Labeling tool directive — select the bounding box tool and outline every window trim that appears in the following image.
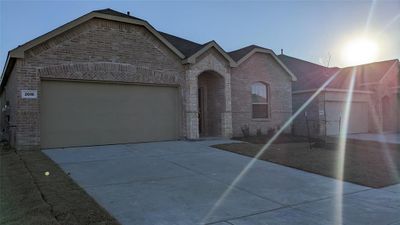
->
[251,81,270,119]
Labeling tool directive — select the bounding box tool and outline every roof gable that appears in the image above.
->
[183,41,237,67]
[9,9,185,59]
[231,45,297,81]
[228,45,269,61]
[92,8,146,21]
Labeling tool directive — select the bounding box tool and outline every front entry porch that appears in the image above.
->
[185,69,233,140]
[197,71,226,137]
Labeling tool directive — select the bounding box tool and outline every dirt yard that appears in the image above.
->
[0,145,120,225]
[214,137,400,188]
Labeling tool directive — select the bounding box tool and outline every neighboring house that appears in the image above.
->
[0,9,296,150]
[278,54,399,137]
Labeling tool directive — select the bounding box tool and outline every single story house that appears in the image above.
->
[0,9,296,150]
[278,54,399,137]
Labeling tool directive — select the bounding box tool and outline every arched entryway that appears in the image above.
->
[197,71,226,137]
[382,96,392,132]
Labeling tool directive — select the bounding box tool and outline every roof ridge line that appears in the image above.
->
[278,54,336,69]
[342,58,399,69]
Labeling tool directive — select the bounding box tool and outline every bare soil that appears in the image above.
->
[213,137,400,188]
[0,145,120,225]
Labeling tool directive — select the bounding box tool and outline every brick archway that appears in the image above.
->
[197,70,226,137]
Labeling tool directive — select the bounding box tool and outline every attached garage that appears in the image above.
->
[325,101,369,136]
[40,80,181,148]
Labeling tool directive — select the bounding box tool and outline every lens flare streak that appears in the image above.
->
[201,70,342,224]
[334,68,356,225]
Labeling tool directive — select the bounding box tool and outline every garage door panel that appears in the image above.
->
[326,101,368,136]
[40,81,180,148]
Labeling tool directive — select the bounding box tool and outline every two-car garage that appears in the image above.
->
[40,80,181,148]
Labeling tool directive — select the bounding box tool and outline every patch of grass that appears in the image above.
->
[213,141,400,188]
[0,145,120,225]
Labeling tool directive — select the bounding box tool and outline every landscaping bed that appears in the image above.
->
[233,133,309,144]
[0,145,120,225]
[213,137,400,188]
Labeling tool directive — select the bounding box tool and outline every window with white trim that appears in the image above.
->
[251,82,269,119]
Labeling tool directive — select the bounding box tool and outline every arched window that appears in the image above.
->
[251,82,270,119]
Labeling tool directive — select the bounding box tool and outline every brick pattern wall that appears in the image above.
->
[8,18,186,150]
[185,48,232,139]
[231,53,293,137]
[198,72,225,136]
[2,17,303,149]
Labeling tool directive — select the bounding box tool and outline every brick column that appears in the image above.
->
[185,70,199,139]
[222,72,233,138]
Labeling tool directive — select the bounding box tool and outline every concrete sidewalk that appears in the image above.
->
[44,140,400,225]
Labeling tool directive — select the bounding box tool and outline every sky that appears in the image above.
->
[1,0,399,70]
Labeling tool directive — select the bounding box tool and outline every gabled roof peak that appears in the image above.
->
[93,8,145,22]
[228,44,273,61]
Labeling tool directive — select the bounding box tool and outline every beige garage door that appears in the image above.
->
[40,80,181,148]
[326,101,368,136]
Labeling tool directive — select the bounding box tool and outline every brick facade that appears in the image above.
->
[0,13,294,150]
[3,18,186,150]
[231,53,293,137]
[184,48,233,139]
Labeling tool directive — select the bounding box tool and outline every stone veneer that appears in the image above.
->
[184,48,233,139]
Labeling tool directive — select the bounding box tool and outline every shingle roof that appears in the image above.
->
[328,59,399,89]
[228,45,273,61]
[278,54,399,91]
[158,32,205,58]
[278,54,340,91]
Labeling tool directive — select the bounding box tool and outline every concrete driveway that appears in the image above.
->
[44,140,400,225]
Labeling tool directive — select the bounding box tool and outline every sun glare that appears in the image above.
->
[341,37,379,66]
